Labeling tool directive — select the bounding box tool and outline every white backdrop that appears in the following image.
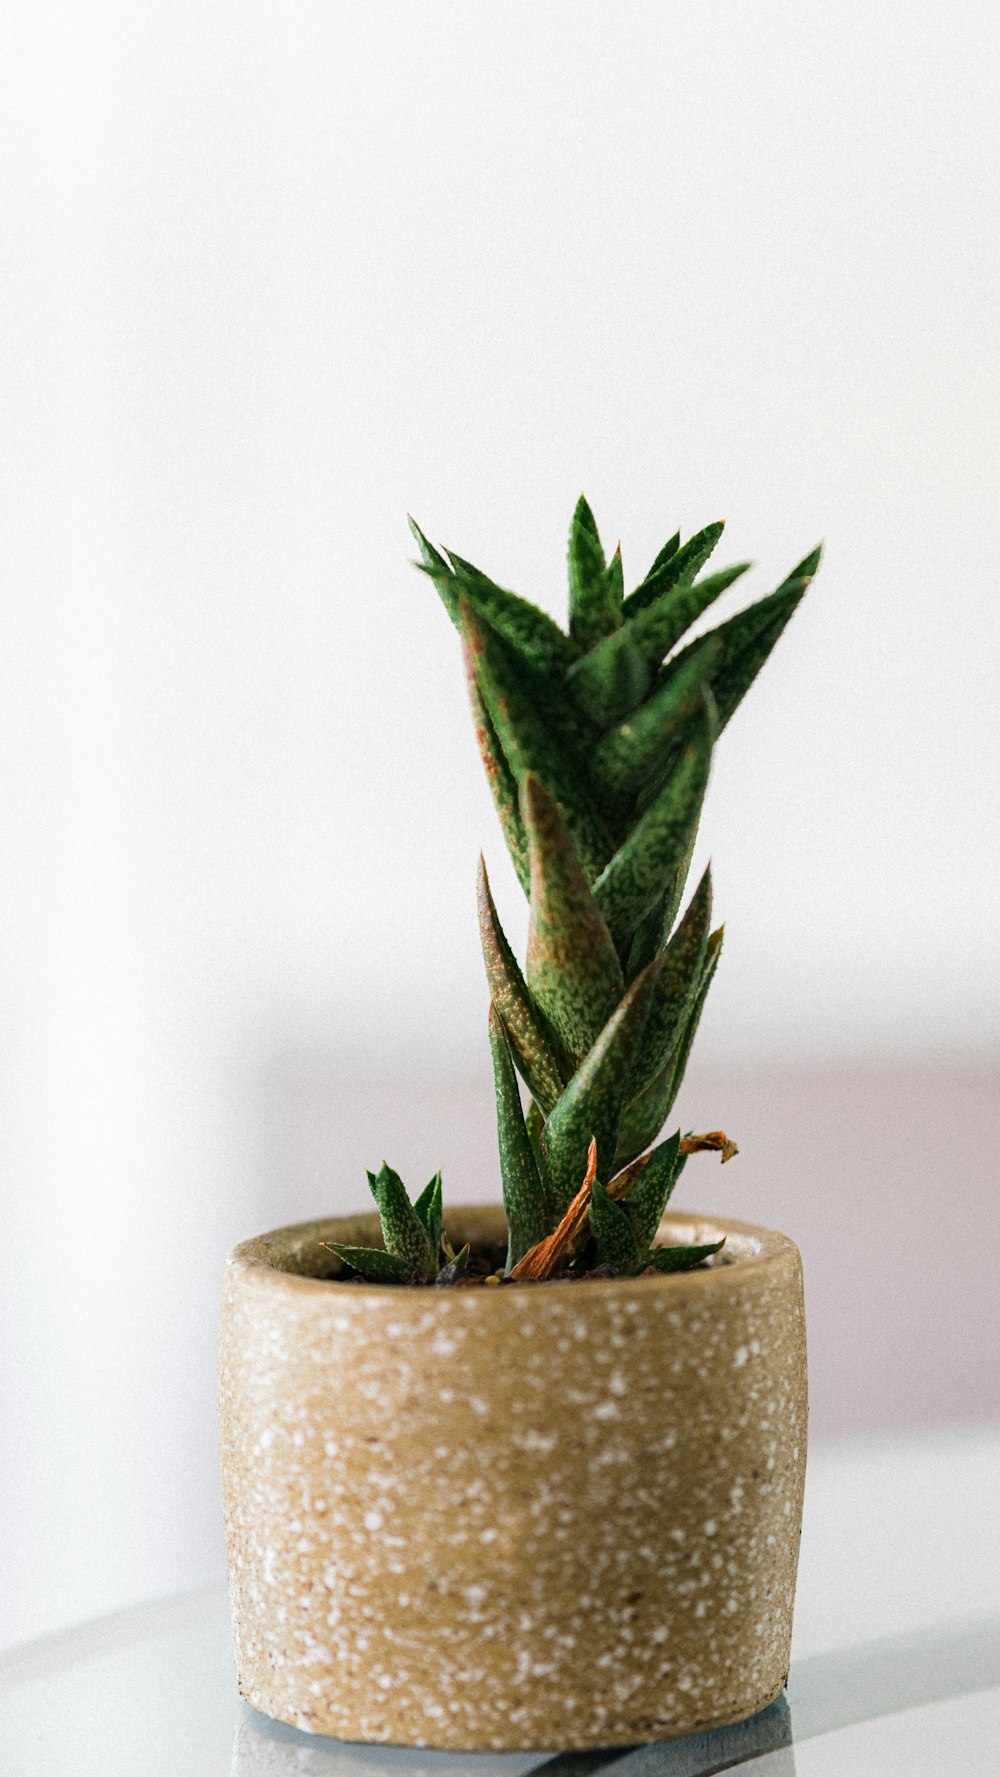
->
[1,1,998,1650]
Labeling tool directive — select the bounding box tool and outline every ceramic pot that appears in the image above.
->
[219,1206,807,1751]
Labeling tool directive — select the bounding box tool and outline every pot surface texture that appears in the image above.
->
[219,1206,807,1750]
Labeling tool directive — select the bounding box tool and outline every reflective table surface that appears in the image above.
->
[3,1427,999,1775]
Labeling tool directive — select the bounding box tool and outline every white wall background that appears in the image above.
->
[1,1,998,1650]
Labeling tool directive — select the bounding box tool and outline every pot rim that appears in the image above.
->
[225,1206,799,1304]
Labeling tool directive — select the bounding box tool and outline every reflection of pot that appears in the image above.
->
[219,1207,807,1752]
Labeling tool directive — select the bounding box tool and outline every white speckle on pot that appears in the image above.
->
[363,1509,383,1532]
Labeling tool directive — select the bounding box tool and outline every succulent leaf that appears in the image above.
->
[540,953,665,1207]
[658,547,820,733]
[662,925,725,1112]
[488,1003,555,1269]
[623,522,725,618]
[625,562,751,672]
[322,1242,415,1285]
[613,1061,680,1170]
[641,530,681,582]
[523,775,625,1070]
[648,1239,725,1272]
[465,671,531,895]
[625,1131,685,1251]
[589,1176,644,1275]
[367,1163,438,1279]
[568,495,621,649]
[593,690,716,949]
[460,601,615,881]
[591,640,721,809]
[478,856,565,1112]
[628,867,712,1098]
[412,1172,443,1259]
[565,628,653,732]
[607,543,624,611]
[412,517,579,680]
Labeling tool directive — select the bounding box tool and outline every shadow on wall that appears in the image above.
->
[265,1054,1000,1440]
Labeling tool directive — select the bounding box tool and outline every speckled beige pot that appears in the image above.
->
[219,1206,807,1752]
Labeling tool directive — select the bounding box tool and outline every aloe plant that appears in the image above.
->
[326,501,819,1284]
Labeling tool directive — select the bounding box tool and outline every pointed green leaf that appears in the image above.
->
[568,496,620,649]
[641,530,680,582]
[526,1099,545,1174]
[461,601,615,881]
[589,1177,644,1275]
[607,543,624,612]
[625,562,751,672]
[648,1239,725,1273]
[465,674,530,895]
[488,1004,555,1269]
[613,1061,678,1170]
[408,514,451,576]
[625,1132,684,1251]
[477,856,566,1114]
[623,522,725,618]
[616,928,723,1168]
[663,926,724,1111]
[412,518,578,680]
[367,1164,437,1278]
[322,1242,414,1285]
[625,826,700,982]
[412,1172,443,1259]
[523,775,625,1070]
[591,639,721,808]
[540,953,665,1208]
[627,867,712,1098]
[565,627,652,731]
[657,545,820,734]
[593,690,716,949]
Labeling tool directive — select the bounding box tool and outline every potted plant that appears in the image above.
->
[219,501,818,1752]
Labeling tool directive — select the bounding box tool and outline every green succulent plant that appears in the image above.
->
[326,501,819,1285]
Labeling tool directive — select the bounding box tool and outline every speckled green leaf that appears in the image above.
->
[323,1242,414,1284]
[593,690,716,949]
[540,953,665,1207]
[589,1177,644,1275]
[523,775,624,1071]
[663,925,724,1111]
[465,669,530,895]
[625,561,751,671]
[411,517,578,680]
[461,601,614,881]
[489,1003,554,1269]
[628,867,712,1098]
[568,496,620,649]
[626,1131,684,1251]
[613,1061,678,1170]
[648,1239,725,1273]
[623,522,725,619]
[477,855,566,1114]
[526,1099,545,1174]
[565,627,652,731]
[591,641,720,809]
[658,546,820,733]
[412,1172,443,1260]
[367,1164,437,1278]
[625,825,700,983]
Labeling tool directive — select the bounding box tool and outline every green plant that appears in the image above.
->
[324,502,819,1285]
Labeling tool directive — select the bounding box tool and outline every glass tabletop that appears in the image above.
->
[4,1428,999,1775]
